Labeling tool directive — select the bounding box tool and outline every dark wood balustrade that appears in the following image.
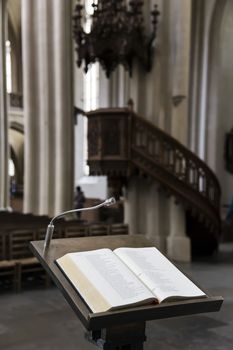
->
[86,108,221,250]
[131,115,221,233]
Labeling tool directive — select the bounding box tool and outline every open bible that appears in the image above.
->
[56,247,206,313]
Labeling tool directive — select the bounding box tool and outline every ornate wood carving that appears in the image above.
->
[85,108,221,237]
[73,1,159,77]
[86,109,130,177]
[88,118,99,157]
[102,118,121,156]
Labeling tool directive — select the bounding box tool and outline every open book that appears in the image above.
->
[56,247,206,313]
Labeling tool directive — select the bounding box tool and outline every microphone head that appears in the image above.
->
[104,197,116,207]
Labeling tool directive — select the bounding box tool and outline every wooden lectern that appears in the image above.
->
[30,235,223,350]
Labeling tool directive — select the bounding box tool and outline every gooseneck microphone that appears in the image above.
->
[44,197,116,251]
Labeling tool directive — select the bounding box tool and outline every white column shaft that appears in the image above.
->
[22,0,73,216]
[53,0,74,214]
[167,199,191,262]
[22,0,40,213]
[0,0,9,208]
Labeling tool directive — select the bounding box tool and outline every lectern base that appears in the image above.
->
[86,322,146,350]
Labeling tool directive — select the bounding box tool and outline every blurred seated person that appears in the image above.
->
[74,186,86,219]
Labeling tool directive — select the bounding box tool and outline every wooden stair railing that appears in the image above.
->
[86,108,221,243]
[131,115,221,234]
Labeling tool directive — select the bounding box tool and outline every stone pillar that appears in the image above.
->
[166,0,192,262]
[167,199,191,262]
[124,178,140,235]
[99,69,110,108]
[144,184,161,247]
[53,0,74,214]
[99,65,130,108]
[156,192,170,253]
[169,0,192,146]
[22,0,74,216]
[0,0,9,209]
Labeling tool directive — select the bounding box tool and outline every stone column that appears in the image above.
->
[22,0,41,214]
[53,0,74,214]
[169,0,192,146]
[166,0,192,262]
[0,0,9,209]
[99,69,110,108]
[22,0,74,216]
[125,0,172,250]
[124,178,140,235]
[144,183,160,247]
[99,65,130,108]
[167,199,191,262]
[155,192,170,253]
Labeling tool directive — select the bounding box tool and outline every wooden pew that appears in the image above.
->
[89,224,110,236]
[109,223,129,235]
[64,226,89,238]
[8,229,44,291]
[0,233,18,290]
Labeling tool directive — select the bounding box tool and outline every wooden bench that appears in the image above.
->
[64,226,89,238]
[0,233,18,290]
[37,228,63,240]
[109,223,129,235]
[8,229,45,291]
[0,222,129,291]
[89,224,110,236]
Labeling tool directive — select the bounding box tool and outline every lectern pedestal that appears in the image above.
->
[86,322,146,349]
[30,235,223,350]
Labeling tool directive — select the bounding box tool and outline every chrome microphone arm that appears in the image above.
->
[43,197,116,251]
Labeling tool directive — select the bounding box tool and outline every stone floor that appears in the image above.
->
[0,243,233,350]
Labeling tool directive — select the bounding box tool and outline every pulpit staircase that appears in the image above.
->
[85,108,221,255]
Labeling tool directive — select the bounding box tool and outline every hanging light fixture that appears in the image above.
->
[73,0,159,78]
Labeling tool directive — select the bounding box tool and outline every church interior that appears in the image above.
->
[0,0,233,349]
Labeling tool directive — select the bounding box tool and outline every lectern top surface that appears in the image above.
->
[30,235,223,330]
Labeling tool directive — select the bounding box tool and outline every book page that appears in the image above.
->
[57,248,155,313]
[114,247,206,303]
[57,253,112,313]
